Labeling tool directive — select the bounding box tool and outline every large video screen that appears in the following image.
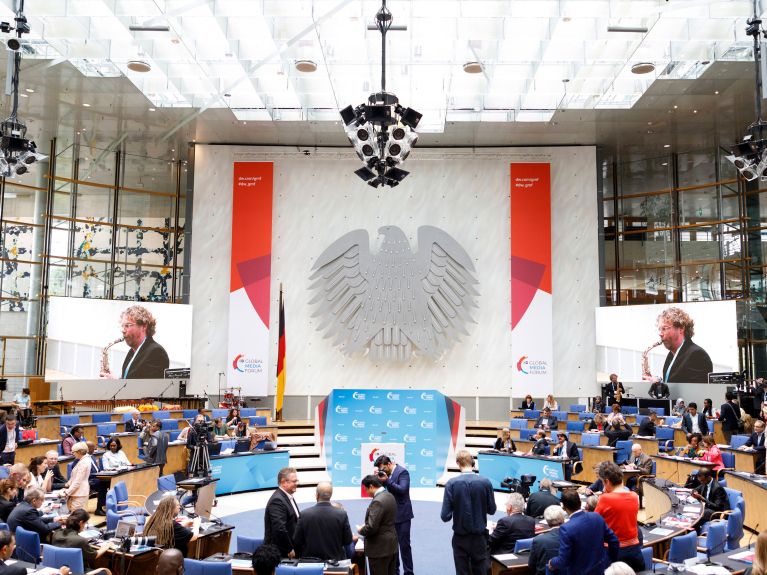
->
[46,297,192,380]
[595,301,738,385]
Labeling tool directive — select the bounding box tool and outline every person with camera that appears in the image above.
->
[186,414,213,477]
[374,455,414,575]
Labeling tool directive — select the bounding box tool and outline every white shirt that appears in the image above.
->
[3,427,16,453]
[102,449,132,470]
[664,340,685,381]
[690,414,700,434]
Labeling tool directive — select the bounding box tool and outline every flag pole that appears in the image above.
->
[275,283,286,422]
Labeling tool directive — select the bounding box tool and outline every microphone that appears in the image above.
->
[749,523,761,548]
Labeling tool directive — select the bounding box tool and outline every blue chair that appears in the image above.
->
[566,421,585,432]
[161,418,179,431]
[42,544,84,574]
[275,566,323,575]
[520,429,537,441]
[97,423,117,436]
[106,496,144,530]
[569,404,587,412]
[656,531,697,567]
[0,467,9,480]
[240,408,258,418]
[641,546,653,571]
[236,535,264,553]
[249,416,267,426]
[122,412,139,422]
[524,409,540,420]
[152,411,170,420]
[636,416,647,427]
[514,537,534,553]
[67,461,76,479]
[90,413,113,423]
[183,409,198,419]
[184,558,232,575]
[212,409,229,419]
[665,416,682,427]
[724,508,744,550]
[721,451,735,469]
[113,482,148,517]
[578,412,594,421]
[14,526,40,562]
[615,440,633,464]
[157,475,177,491]
[697,521,727,560]
[656,427,675,452]
[622,406,638,415]
[730,435,750,449]
[724,487,745,517]
[655,408,666,416]
[60,414,80,436]
[580,433,600,447]
[552,411,568,422]
[509,419,526,430]
[169,430,182,442]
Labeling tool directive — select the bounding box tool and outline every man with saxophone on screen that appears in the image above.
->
[100,305,169,379]
[645,307,713,387]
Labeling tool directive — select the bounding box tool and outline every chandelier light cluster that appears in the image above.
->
[339,0,421,188]
[0,0,46,178]
[726,12,767,181]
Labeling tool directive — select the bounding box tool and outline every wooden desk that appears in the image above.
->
[165,442,188,475]
[571,445,615,484]
[17,440,61,463]
[188,524,234,560]
[112,433,141,464]
[651,454,715,484]
[725,471,767,532]
[97,544,161,575]
[36,416,61,441]
[631,435,659,456]
[95,464,160,499]
[721,447,759,474]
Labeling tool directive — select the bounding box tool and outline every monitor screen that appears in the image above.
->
[234,439,251,453]
[115,520,137,538]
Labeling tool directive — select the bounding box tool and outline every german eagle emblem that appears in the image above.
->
[309,225,478,362]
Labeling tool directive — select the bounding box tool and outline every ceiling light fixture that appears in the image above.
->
[127,60,151,73]
[295,59,317,73]
[607,26,649,33]
[0,0,47,178]
[339,0,421,188]
[463,61,483,74]
[631,62,655,74]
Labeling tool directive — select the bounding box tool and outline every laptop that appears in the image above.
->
[234,440,251,453]
[115,520,137,539]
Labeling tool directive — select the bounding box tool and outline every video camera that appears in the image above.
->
[500,474,536,498]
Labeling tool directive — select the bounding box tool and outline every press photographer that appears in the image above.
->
[186,414,213,477]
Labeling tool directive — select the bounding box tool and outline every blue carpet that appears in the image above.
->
[223,498,508,574]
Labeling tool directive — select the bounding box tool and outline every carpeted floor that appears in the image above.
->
[223,498,508,574]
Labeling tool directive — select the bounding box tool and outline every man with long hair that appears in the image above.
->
[101,305,169,379]
[656,307,712,384]
[143,495,197,556]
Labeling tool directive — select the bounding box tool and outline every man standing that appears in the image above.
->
[488,493,535,554]
[292,482,353,561]
[549,491,619,575]
[691,467,729,524]
[374,455,413,575]
[0,415,22,465]
[142,420,168,474]
[607,374,625,405]
[681,402,709,436]
[357,475,398,575]
[101,305,169,379]
[656,307,712,384]
[440,450,497,575]
[264,467,301,558]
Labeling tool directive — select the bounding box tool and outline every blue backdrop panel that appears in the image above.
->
[477,452,565,492]
[210,450,290,495]
[319,389,462,487]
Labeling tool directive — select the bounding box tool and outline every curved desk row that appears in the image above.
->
[724,470,767,532]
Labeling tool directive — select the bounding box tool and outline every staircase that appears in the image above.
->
[274,420,330,486]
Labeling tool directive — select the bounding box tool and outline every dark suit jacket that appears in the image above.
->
[292,501,353,561]
[0,560,27,575]
[549,511,619,575]
[531,438,549,455]
[528,527,560,575]
[605,426,632,447]
[637,419,656,437]
[521,401,535,410]
[121,336,169,379]
[554,441,579,460]
[46,464,66,490]
[125,418,145,433]
[662,339,713,384]
[534,415,558,430]
[648,382,670,398]
[264,488,300,557]
[385,464,413,523]
[359,490,398,558]
[525,490,560,518]
[718,401,741,433]
[695,481,729,514]
[50,528,97,567]
[628,453,654,475]
[494,437,517,451]
[681,413,709,436]
[745,431,767,449]
[0,497,14,522]
[489,513,535,554]
[441,473,497,535]
[7,501,58,538]
[0,426,22,454]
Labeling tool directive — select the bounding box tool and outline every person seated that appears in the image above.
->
[606,404,625,427]
[621,444,653,491]
[584,495,599,512]
[226,409,242,429]
[691,467,729,524]
[592,396,604,415]
[234,421,248,439]
[28,456,53,492]
[543,394,559,411]
[50,509,110,568]
[520,395,535,410]
[699,434,724,471]
[680,432,704,459]
[7,487,66,539]
[0,480,17,522]
[0,530,26,575]
[252,544,282,575]
[143,495,197,556]
[534,408,558,431]
[157,549,185,575]
[739,418,766,473]
[212,418,228,437]
[196,409,210,423]
[528,505,566,575]
[489,493,535,554]
[248,426,276,450]
[552,432,580,480]
[681,402,709,436]
[101,437,132,470]
[578,465,603,495]
[529,430,549,455]
[61,426,85,456]
[525,478,560,518]
[605,421,631,447]
[672,398,687,417]
[702,398,714,418]
[588,412,606,432]
[42,451,66,491]
[636,412,658,437]
[494,428,517,452]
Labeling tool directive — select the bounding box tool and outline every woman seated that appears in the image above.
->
[606,404,625,426]
[699,434,724,471]
[494,428,517,452]
[543,394,559,411]
[680,432,704,459]
[226,408,242,429]
[588,412,606,432]
[0,480,17,522]
[520,395,535,410]
[143,495,197,557]
[28,456,52,492]
[673,398,687,417]
[234,421,248,438]
[592,396,604,414]
[212,418,229,436]
[50,509,110,568]
[101,437,132,470]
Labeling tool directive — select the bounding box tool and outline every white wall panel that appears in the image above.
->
[190,146,598,404]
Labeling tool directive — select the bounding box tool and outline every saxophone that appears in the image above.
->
[642,341,663,380]
[101,337,124,375]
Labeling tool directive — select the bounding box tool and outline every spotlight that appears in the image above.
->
[6,37,19,51]
[397,106,422,129]
[339,105,356,126]
[384,166,409,183]
[355,166,377,182]
[364,104,393,126]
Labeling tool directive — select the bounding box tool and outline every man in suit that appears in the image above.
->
[0,415,22,465]
[441,450,497,575]
[100,305,169,379]
[264,467,301,558]
[718,392,742,443]
[7,487,66,540]
[528,505,566,575]
[648,380,670,399]
[375,455,414,575]
[529,431,549,456]
[681,402,709,436]
[43,450,66,491]
[534,408,558,431]
[85,441,107,515]
[607,374,625,405]
[739,418,766,473]
[489,492,535,554]
[656,307,713,383]
[357,475,398,575]
[553,432,580,480]
[623,444,653,475]
[691,468,729,524]
[637,411,658,437]
[548,491,619,575]
[0,530,27,575]
[142,420,169,475]
[125,412,146,433]
[525,478,560,518]
[292,482,353,561]
[605,421,631,447]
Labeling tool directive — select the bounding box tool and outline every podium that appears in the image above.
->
[177,477,218,519]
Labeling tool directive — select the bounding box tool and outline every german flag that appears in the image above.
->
[275,286,286,422]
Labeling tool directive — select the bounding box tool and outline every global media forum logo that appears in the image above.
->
[232,354,263,374]
[516,355,548,375]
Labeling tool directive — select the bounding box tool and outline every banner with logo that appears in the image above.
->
[315,389,464,487]
[228,162,273,396]
[510,163,553,396]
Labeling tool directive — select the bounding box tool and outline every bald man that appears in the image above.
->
[292,481,353,561]
[156,548,184,575]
